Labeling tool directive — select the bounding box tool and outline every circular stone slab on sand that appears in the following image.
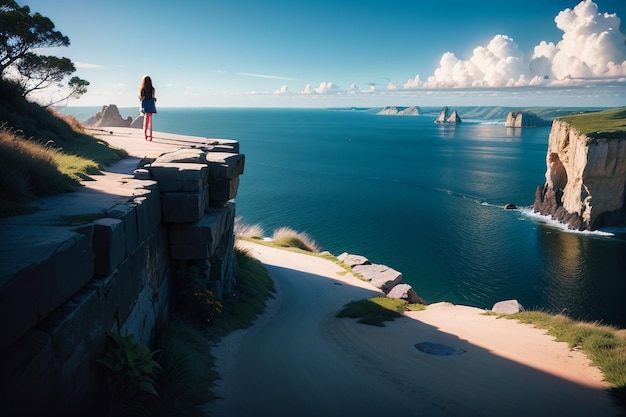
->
[415,342,466,356]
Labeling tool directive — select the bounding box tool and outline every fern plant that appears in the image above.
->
[96,332,162,417]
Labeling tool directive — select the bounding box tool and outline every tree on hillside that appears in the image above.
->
[0,0,89,105]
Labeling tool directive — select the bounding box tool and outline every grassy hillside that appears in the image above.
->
[0,79,127,217]
[560,107,626,137]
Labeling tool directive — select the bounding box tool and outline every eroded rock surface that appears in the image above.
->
[533,120,626,230]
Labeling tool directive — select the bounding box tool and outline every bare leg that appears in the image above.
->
[144,112,153,141]
[143,113,149,140]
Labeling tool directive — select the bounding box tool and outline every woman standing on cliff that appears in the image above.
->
[139,75,157,141]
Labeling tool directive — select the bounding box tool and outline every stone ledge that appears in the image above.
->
[0,226,94,351]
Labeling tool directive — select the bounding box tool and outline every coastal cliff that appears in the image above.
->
[505,111,551,127]
[533,109,626,230]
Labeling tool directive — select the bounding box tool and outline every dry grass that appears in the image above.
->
[271,226,321,252]
[234,216,265,239]
[0,78,127,217]
[0,128,76,215]
[48,107,85,133]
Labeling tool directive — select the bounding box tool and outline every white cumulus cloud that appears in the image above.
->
[274,84,290,95]
[315,81,339,94]
[548,0,626,80]
[404,74,423,89]
[413,0,626,89]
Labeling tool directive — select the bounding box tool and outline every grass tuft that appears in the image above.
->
[271,226,321,252]
[234,216,265,239]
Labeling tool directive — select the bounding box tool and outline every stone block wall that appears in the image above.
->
[0,179,168,415]
[0,141,244,415]
[146,146,243,299]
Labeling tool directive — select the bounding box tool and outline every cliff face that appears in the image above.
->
[533,120,626,230]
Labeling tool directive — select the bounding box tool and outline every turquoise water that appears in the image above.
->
[69,107,626,327]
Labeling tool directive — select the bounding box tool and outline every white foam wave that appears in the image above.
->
[476,120,507,125]
[518,207,617,237]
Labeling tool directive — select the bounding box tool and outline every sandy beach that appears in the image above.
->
[205,240,621,417]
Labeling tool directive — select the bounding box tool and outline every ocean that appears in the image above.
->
[66,106,626,328]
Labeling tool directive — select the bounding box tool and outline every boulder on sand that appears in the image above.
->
[492,299,523,314]
[352,263,402,293]
[386,283,426,304]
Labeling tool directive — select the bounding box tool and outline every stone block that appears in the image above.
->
[209,176,240,207]
[206,152,245,178]
[153,148,207,164]
[337,252,370,267]
[150,162,209,192]
[87,275,117,332]
[0,329,56,414]
[133,184,162,242]
[106,202,138,256]
[168,206,229,254]
[120,273,169,347]
[209,230,237,299]
[206,138,240,154]
[169,243,211,260]
[352,263,403,293]
[161,185,209,223]
[93,218,125,276]
[36,287,100,363]
[0,225,94,351]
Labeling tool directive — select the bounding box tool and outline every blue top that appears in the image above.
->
[141,97,157,114]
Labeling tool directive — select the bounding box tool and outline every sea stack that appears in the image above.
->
[84,104,132,128]
[435,106,462,123]
[533,108,626,230]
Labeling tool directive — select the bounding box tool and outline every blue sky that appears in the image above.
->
[22,0,626,107]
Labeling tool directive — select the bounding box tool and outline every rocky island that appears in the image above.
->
[377,106,421,116]
[533,107,626,230]
[505,111,551,127]
[435,106,462,123]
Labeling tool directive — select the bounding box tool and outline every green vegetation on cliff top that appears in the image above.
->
[0,79,126,216]
[560,107,626,137]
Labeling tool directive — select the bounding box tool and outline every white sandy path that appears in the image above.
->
[205,241,621,417]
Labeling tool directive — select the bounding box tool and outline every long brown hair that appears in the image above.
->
[139,75,155,99]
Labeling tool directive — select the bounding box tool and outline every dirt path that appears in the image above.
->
[204,241,620,417]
